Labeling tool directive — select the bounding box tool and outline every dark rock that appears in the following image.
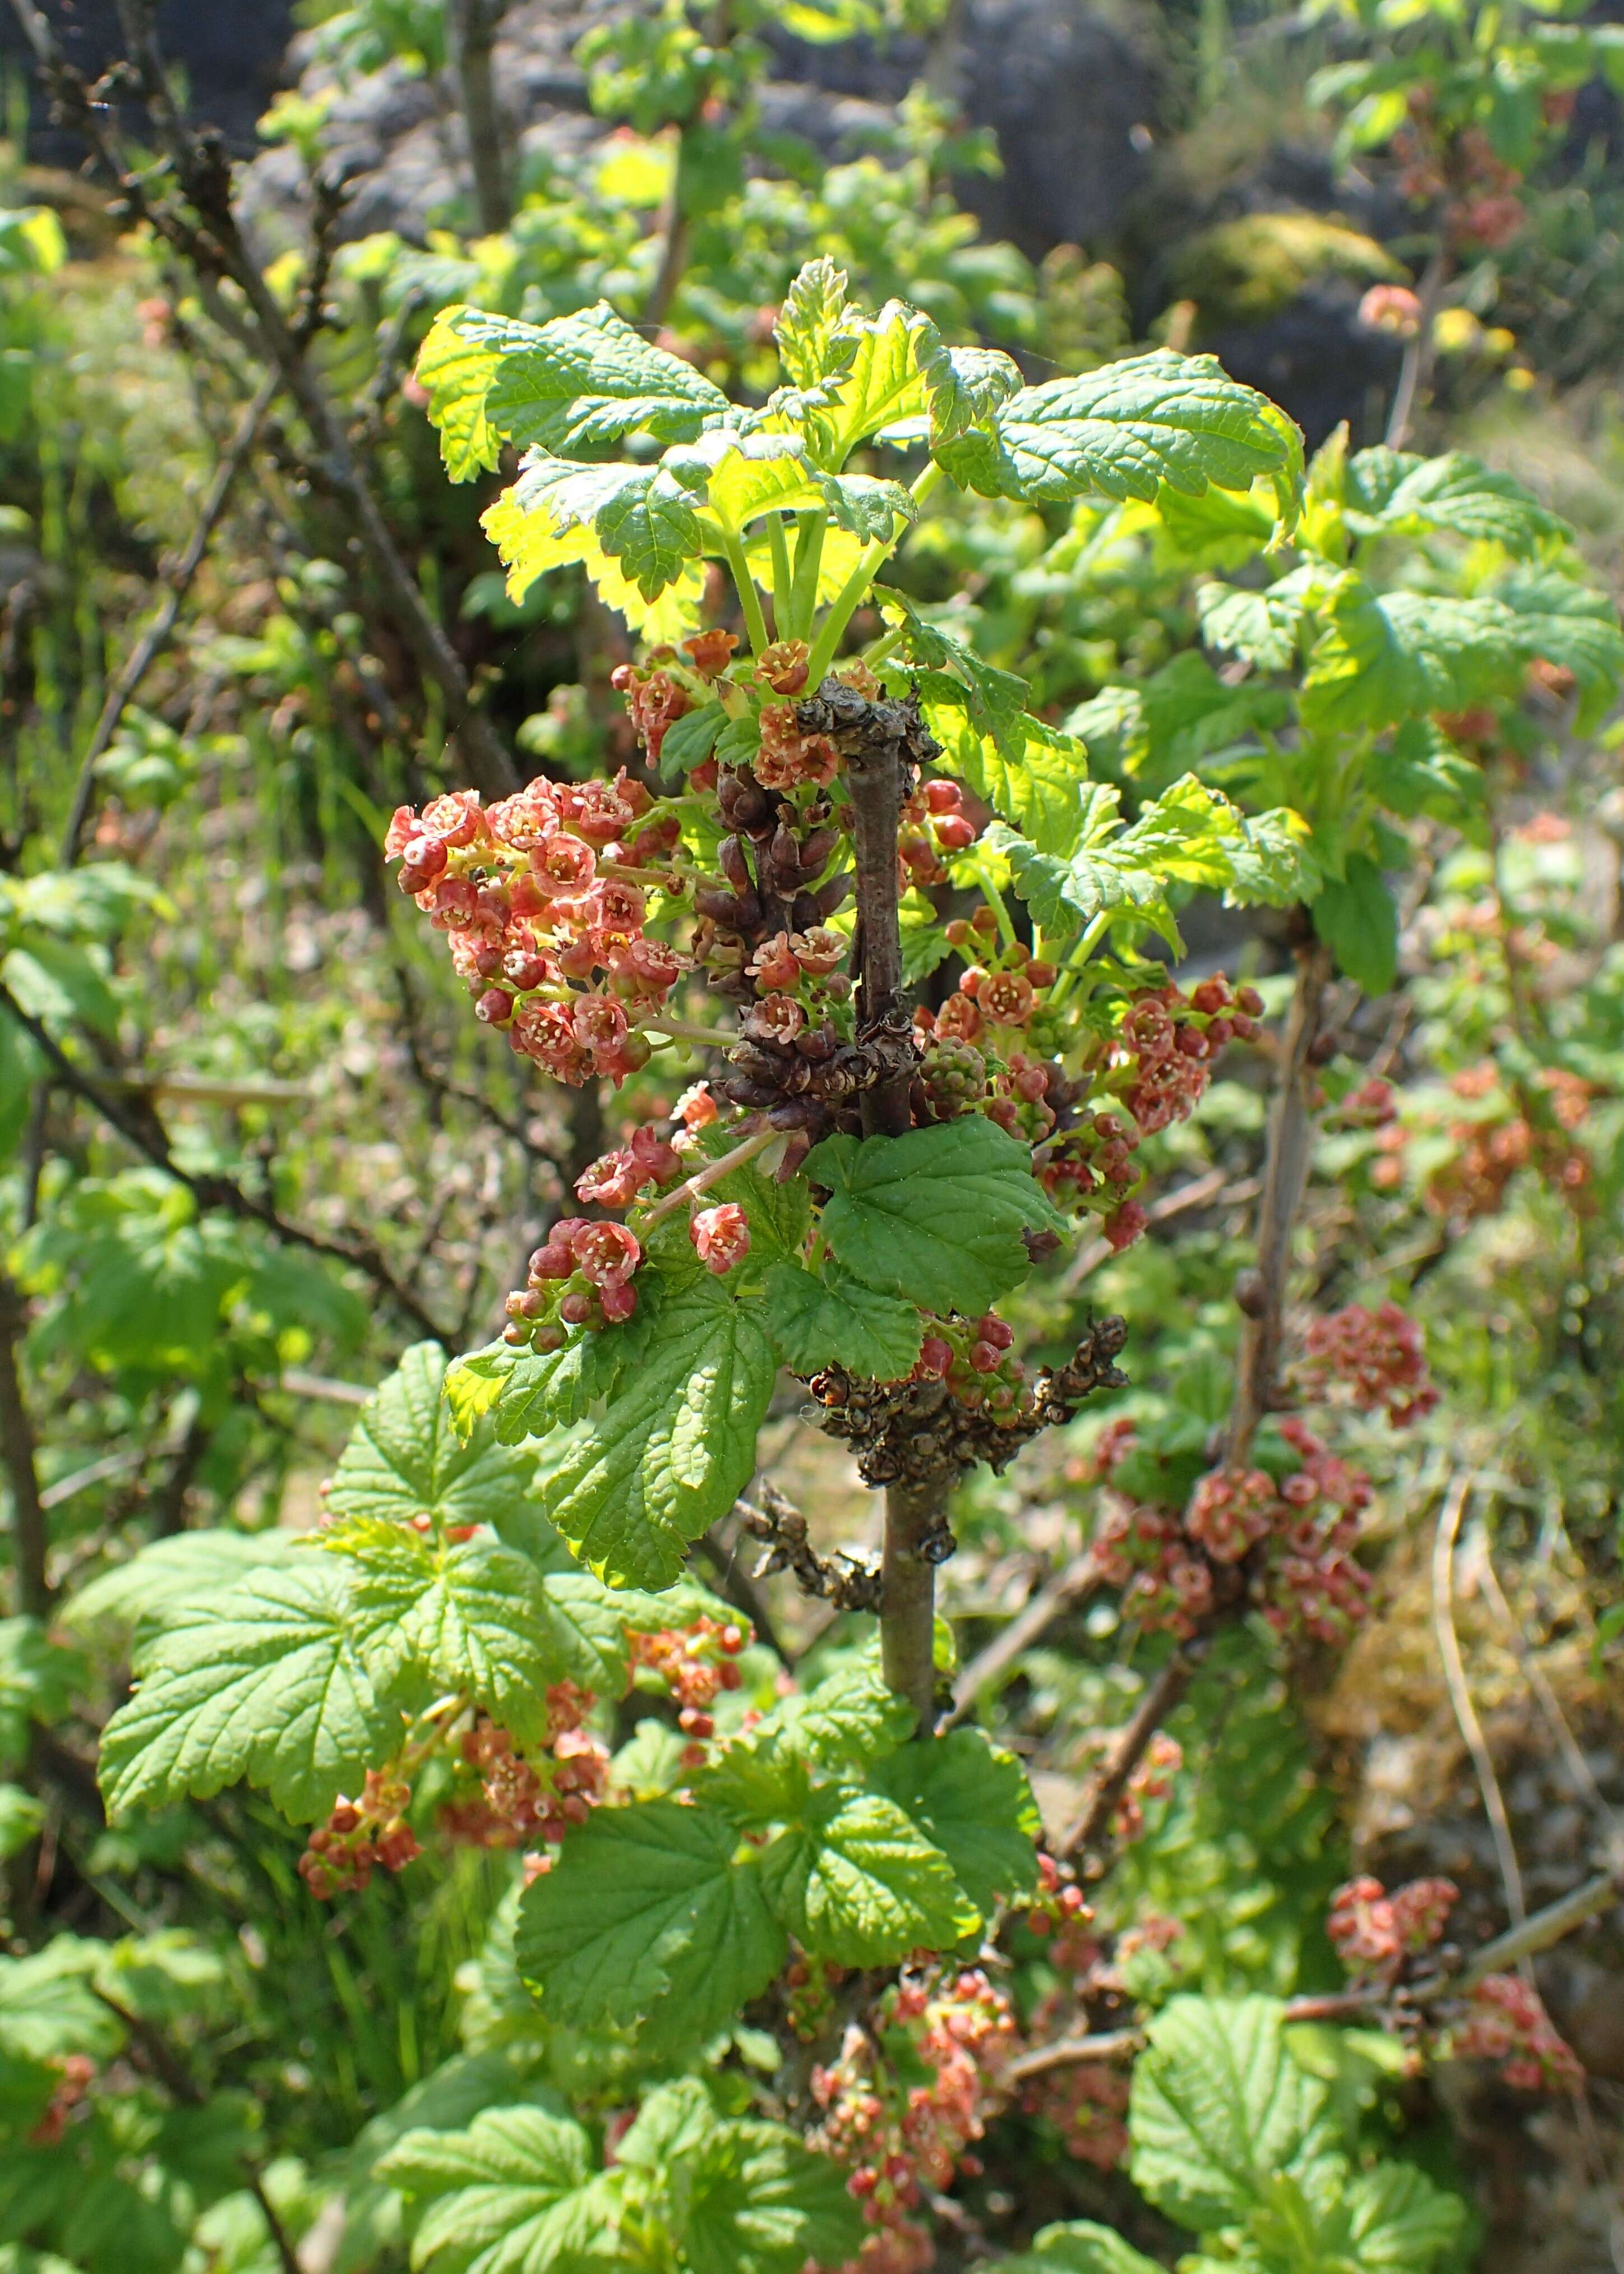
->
[0,0,296,160]
[766,0,1160,259]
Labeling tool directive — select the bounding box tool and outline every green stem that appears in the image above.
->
[805,542,887,688]
[1046,912,1111,1012]
[719,524,770,657]
[765,513,793,639]
[789,506,828,642]
[974,862,1018,950]
[638,1123,780,1229]
[802,462,944,688]
[860,625,906,672]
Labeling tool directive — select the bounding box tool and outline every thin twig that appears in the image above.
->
[0,981,451,1344]
[999,1867,1624,2083]
[1432,1471,1531,1969]
[0,1271,50,1617]
[1062,1170,1259,1292]
[1471,1537,1624,1856]
[1058,1650,1198,1861]
[944,1549,1104,1728]
[59,370,278,864]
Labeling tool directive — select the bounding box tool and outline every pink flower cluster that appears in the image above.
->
[1093,1418,1374,1645]
[385,778,686,1085]
[299,1765,421,1898]
[1327,1874,1458,1982]
[691,1201,751,1274]
[1111,1731,1184,1843]
[813,1968,1016,2274]
[1451,1973,1583,2092]
[1117,976,1261,1134]
[628,1612,746,1761]
[1301,1302,1439,1428]
[505,1215,646,1348]
[439,1689,609,1851]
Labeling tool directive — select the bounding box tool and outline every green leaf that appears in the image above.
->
[659,699,727,776]
[626,2087,863,2274]
[1002,2222,1164,2274]
[691,1736,812,1832]
[318,1517,615,1740]
[376,2105,612,2274]
[878,588,1032,756]
[1341,2161,1469,2271]
[414,303,506,481]
[446,1291,660,1447]
[454,299,730,454]
[1346,447,1566,557]
[515,1800,785,2043]
[538,1276,777,1590]
[98,1560,409,1823]
[760,1786,978,1964]
[871,1727,1041,1913]
[816,471,915,541]
[920,677,1093,857]
[1490,565,1624,723]
[0,1940,123,2062]
[62,1529,302,1643]
[715,712,763,771]
[773,255,853,388]
[1313,854,1399,997]
[1128,1994,1332,2233]
[934,350,1301,516]
[0,1621,84,1772]
[1368,719,1484,826]
[1198,572,1312,672]
[327,1342,536,1538]
[759,1653,915,1775]
[594,467,707,600]
[760,1261,922,1382]
[1300,579,1512,735]
[805,1117,1066,1316]
[0,1786,43,1862]
[816,299,1017,461]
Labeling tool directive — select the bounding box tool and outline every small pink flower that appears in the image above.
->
[691,1203,751,1275]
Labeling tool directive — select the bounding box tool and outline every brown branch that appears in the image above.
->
[1225,937,1332,1464]
[1058,1649,1198,1861]
[447,0,511,234]
[733,1483,883,1615]
[880,1479,943,1732]
[0,981,452,1344]
[1000,1868,1624,2084]
[17,0,517,801]
[1385,246,1449,451]
[0,1271,50,1618]
[944,1548,1104,1728]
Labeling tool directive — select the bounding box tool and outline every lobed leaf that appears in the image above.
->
[805,1118,1068,1316]
[1128,1994,1333,2232]
[760,1786,979,1965]
[515,1800,785,2046]
[537,1277,778,1590]
[454,299,731,455]
[934,350,1302,518]
[327,1341,534,1534]
[98,1560,409,1823]
[870,1727,1041,1914]
[760,1261,923,1382]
